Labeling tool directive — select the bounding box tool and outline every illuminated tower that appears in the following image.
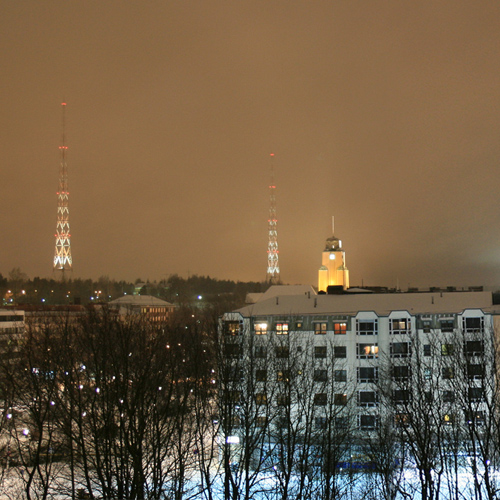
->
[318,217,349,292]
[53,102,73,278]
[266,153,280,284]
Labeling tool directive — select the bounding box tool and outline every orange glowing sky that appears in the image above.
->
[1,1,500,288]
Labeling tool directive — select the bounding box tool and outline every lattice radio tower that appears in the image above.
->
[53,102,73,279]
[266,153,280,284]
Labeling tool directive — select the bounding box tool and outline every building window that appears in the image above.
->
[314,369,328,382]
[442,367,455,379]
[275,346,289,359]
[359,415,377,430]
[392,365,410,381]
[390,342,411,358]
[276,323,289,335]
[441,344,454,356]
[334,393,347,406]
[422,321,431,333]
[315,346,327,359]
[357,343,378,359]
[255,322,268,335]
[467,363,485,380]
[424,367,432,380]
[314,322,328,335]
[466,411,485,425]
[335,416,348,428]
[226,390,242,403]
[228,369,243,383]
[468,387,484,402]
[314,393,327,406]
[255,393,267,405]
[463,317,484,334]
[315,417,328,429]
[394,413,410,426]
[358,391,378,407]
[295,321,303,330]
[443,413,455,425]
[334,369,347,382]
[465,341,484,357]
[442,390,455,403]
[334,346,347,358]
[356,320,378,336]
[277,370,290,382]
[333,322,347,335]
[225,321,241,336]
[390,318,411,335]
[357,367,378,383]
[423,344,431,357]
[224,343,242,359]
[393,390,410,404]
[256,416,267,427]
[255,369,267,382]
[440,319,454,333]
[277,394,290,406]
[255,346,267,358]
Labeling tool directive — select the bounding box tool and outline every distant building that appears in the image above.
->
[0,309,25,362]
[109,295,176,323]
[318,220,349,292]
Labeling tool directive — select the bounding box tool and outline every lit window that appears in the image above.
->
[225,321,241,336]
[390,318,411,335]
[314,322,328,335]
[334,322,347,335]
[255,393,267,405]
[357,343,378,359]
[255,323,268,335]
[441,344,454,356]
[276,323,289,335]
[394,413,410,426]
[277,370,290,382]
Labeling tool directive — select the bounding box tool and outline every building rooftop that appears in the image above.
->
[109,295,175,307]
[236,290,494,317]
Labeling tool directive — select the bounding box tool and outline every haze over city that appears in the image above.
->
[1,1,500,289]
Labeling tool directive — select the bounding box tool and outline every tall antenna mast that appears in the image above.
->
[266,153,280,284]
[53,102,73,279]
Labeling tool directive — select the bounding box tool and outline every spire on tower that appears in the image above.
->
[53,101,73,279]
[266,153,280,284]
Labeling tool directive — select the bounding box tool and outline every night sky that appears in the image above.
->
[2,1,500,289]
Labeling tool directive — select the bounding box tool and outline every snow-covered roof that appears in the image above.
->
[235,290,494,317]
[245,285,317,305]
[109,295,175,307]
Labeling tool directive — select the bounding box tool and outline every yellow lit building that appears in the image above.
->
[318,222,349,292]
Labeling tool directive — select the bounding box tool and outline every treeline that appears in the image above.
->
[0,268,267,308]
[2,309,500,499]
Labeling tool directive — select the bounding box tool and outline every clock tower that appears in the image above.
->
[318,217,349,292]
